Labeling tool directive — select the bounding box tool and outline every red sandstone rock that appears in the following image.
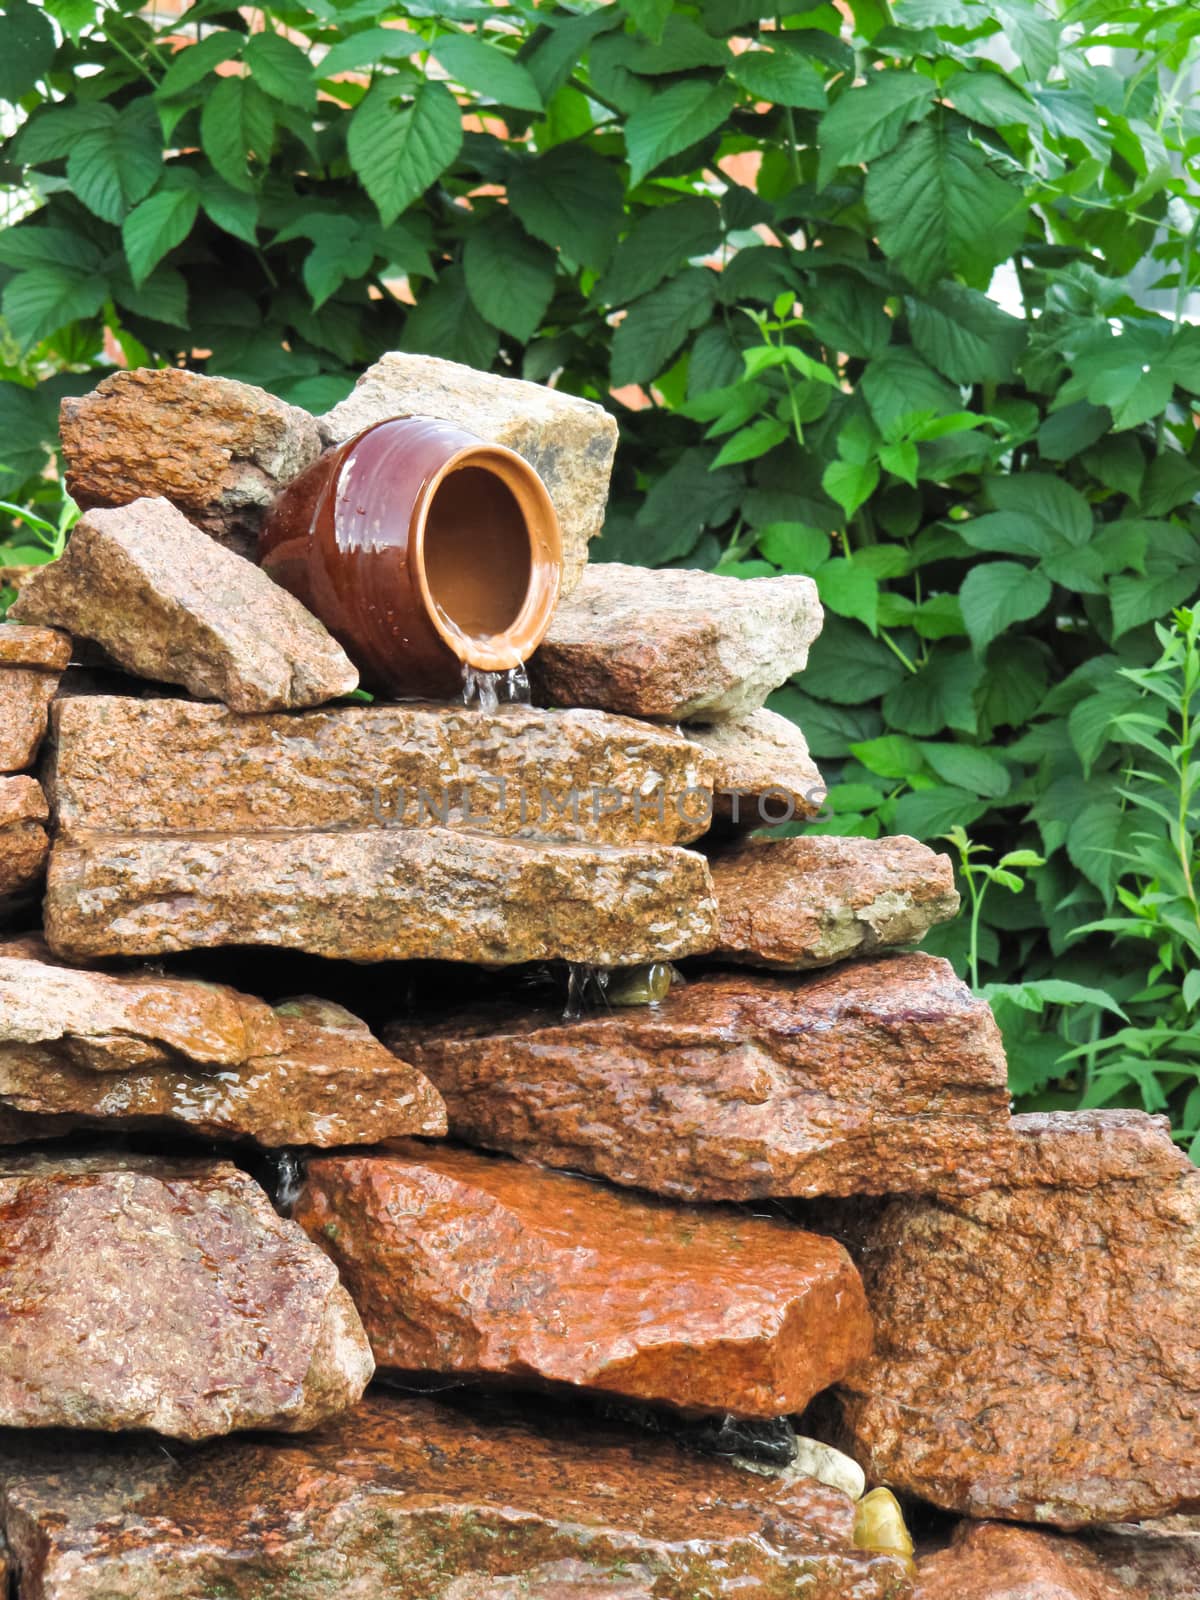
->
[11,499,358,712]
[0,624,71,672]
[0,1152,373,1438]
[386,953,1013,1201]
[0,1392,914,1599]
[915,1522,1132,1600]
[710,834,960,969]
[840,1110,1200,1527]
[684,706,826,825]
[0,775,48,913]
[59,366,322,560]
[296,1142,873,1417]
[0,623,71,772]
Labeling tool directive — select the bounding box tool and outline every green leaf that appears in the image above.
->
[730,47,826,109]
[200,75,275,193]
[17,102,116,163]
[463,217,557,342]
[1086,362,1174,432]
[817,557,879,631]
[710,417,789,468]
[822,458,880,520]
[919,741,1010,798]
[851,733,924,779]
[2,267,107,350]
[67,100,162,224]
[243,32,315,110]
[1111,567,1200,639]
[906,282,1026,384]
[1067,797,1127,901]
[884,647,982,736]
[624,79,735,187]
[989,471,1093,547]
[944,68,1034,128]
[110,262,188,327]
[0,1,56,100]
[198,175,258,245]
[1139,453,1200,516]
[866,120,1026,290]
[805,274,890,361]
[610,268,717,387]
[348,79,463,227]
[0,226,102,272]
[621,0,672,41]
[959,561,1052,655]
[1037,401,1110,462]
[122,187,199,287]
[318,27,422,77]
[594,197,722,306]
[508,146,624,272]
[805,615,906,704]
[769,684,881,759]
[403,266,498,371]
[894,785,988,838]
[817,71,935,188]
[302,225,375,311]
[861,348,959,434]
[757,522,829,571]
[432,33,543,113]
[156,31,243,99]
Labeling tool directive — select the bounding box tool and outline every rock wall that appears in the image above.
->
[0,355,1193,1598]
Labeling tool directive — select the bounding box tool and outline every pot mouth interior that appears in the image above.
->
[414,446,562,672]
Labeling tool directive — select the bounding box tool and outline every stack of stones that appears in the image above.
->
[0,354,1195,1600]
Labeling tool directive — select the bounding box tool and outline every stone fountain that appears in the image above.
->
[0,354,1196,1600]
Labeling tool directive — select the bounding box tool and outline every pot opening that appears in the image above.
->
[422,465,533,646]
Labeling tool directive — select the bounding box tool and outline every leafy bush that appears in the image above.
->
[2,0,1200,1140]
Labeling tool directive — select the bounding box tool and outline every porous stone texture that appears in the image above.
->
[59,367,323,560]
[685,706,826,826]
[47,694,716,849]
[386,953,1012,1201]
[319,351,619,595]
[1090,1522,1200,1597]
[295,1143,873,1417]
[45,828,719,966]
[0,953,445,1146]
[0,1152,373,1439]
[11,499,358,712]
[0,623,71,771]
[915,1522,1131,1600]
[0,1392,914,1599]
[530,562,823,722]
[840,1110,1200,1527]
[0,776,48,911]
[710,834,960,970]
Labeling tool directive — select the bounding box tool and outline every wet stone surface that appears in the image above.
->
[0,1391,915,1599]
[295,1141,873,1417]
[386,953,1013,1201]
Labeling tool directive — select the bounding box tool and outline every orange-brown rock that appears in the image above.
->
[0,622,70,772]
[840,1111,1200,1527]
[386,953,1012,1201]
[0,1152,373,1439]
[685,706,826,825]
[710,834,960,970]
[1091,1521,1200,1596]
[915,1522,1132,1600]
[296,1143,873,1417]
[47,694,716,848]
[11,499,358,712]
[0,952,445,1146]
[0,775,48,914]
[530,562,823,722]
[45,827,718,966]
[0,1391,915,1599]
[59,366,322,560]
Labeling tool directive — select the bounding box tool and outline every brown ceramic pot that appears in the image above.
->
[259,416,562,699]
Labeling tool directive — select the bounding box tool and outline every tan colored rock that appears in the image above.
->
[45,827,718,966]
[710,834,960,970]
[0,954,446,1146]
[840,1110,1200,1527]
[915,1522,1132,1600]
[11,499,358,712]
[59,366,322,560]
[296,1143,873,1417]
[47,694,716,849]
[387,953,1013,1201]
[0,1392,914,1599]
[685,706,826,825]
[0,623,71,772]
[319,351,619,595]
[0,775,48,911]
[530,562,823,722]
[0,1152,373,1439]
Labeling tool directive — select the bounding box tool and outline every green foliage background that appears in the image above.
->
[3,0,1200,1145]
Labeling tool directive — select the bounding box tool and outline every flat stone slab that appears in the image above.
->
[47,694,715,849]
[685,706,826,826]
[319,351,619,595]
[840,1110,1200,1526]
[0,623,71,772]
[0,1392,913,1599]
[0,953,445,1147]
[530,562,823,722]
[0,777,47,912]
[45,827,718,966]
[296,1142,872,1418]
[710,834,959,969]
[59,367,322,561]
[0,1152,373,1439]
[11,499,358,712]
[386,953,1012,1201]
[915,1523,1131,1600]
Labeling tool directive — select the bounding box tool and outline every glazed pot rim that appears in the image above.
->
[407,437,562,673]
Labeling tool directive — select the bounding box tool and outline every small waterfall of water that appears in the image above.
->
[462,664,532,711]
